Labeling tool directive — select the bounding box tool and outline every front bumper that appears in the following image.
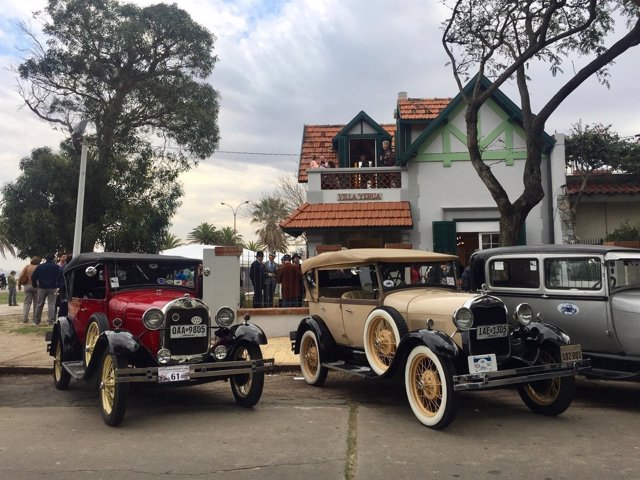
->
[453,359,591,391]
[114,358,275,384]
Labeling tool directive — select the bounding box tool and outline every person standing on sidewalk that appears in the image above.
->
[32,253,60,326]
[7,270,18,306]
[18,256,41,323]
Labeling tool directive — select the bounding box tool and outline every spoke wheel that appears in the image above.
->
[53,339,71,390]
[99,352,129,426]
[363,308,408,375]
[299,330,328,386]
[405,345,458,429]
[231,343,265,408]
[84,321,101,367]
[518,348,575,416]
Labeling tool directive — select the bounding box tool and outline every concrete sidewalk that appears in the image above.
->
[0,303,300,374]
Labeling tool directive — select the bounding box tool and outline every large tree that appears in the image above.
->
[250,196,290,253]
[442,0,640,245]
[15,0,220,251]
[187,223,222,245]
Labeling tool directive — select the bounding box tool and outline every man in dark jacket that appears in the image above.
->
[32,253,61,325]
[249,251,265,308]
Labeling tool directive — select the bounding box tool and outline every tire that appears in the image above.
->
[53,338,71,390]
[84,316,108,368]
[99,352,129,426]
[231,343,265,408]
[518,347,575,416]
[363,307,408,375]
[299,330,329,387]
[405,345,459,429]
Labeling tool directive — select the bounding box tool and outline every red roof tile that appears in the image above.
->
[280,201,413,234]
[566,173,640,195]
[298,124,396,183]
[397,98,451,120]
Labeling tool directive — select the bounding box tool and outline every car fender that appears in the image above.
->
[386,329,460,377]
[511,322,571,364]
[49,316,81,360]
[292,315,337,361]
[230,322,268,345]
[85,330,140,378]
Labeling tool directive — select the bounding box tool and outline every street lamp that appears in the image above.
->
[221,200,249,233]
[71,119,89,257]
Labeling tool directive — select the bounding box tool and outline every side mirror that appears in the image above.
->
[85,266,97,278]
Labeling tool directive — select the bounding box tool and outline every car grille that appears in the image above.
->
[164,303,210,356]
[468,296,510,357]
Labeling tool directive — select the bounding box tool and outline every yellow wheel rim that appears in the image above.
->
[408,353,442,417]
[84,322,100,365]
[524,351,561,406]
[235,347,253,396]
[366,316,397,371]
[54,341,63,380]
[100,355,116,415]
[302,335,319,377]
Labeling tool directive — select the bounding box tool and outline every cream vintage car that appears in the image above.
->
[290,248,586,429]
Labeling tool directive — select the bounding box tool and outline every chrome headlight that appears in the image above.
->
[514,303,533,326]
[157,348,171,364]
[143,308,165,330]
[213,345,227,360]
[453,307,474,331]
[215,306,235,327]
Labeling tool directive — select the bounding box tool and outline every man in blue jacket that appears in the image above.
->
[32,253,61,325]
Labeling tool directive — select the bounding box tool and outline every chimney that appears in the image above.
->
[397,91,408,100]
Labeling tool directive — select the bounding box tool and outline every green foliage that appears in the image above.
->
[566,122,640,174]
[160,233,183,250]
[217,226,244,247]
[14,0,220,251]
[0,217,17,260]
[605,220,640,242]
[244,240,266,252]
[187,223,221,245]
[250,196,290,253]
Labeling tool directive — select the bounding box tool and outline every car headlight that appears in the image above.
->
[215,306,235,327]
[143,308,165,330]
[213,345,227,360]
[514,303,533,326]
[453,307,474,331]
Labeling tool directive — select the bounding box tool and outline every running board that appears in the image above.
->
[583,368,640,381]
[322,361,377,378]
[62,361,86,380]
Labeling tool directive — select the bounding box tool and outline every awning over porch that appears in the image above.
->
[279,201,413,237]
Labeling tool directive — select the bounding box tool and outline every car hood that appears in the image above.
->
[384,289,475,316]
[109,289,199,315]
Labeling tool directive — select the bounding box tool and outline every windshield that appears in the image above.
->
[607,256,640,291]
[108,261,198,290]
[379,261,459,291]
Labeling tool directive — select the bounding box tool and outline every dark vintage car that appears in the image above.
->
[48,252,273,426]
[469,245,640,381]
[290,248,587,429]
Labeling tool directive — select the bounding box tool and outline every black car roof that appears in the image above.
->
[65,252,200,270]
[471,244,640,260]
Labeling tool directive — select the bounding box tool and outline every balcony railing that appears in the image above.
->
[316,167,402,190]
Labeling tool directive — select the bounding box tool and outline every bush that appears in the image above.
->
[606,220,640,242]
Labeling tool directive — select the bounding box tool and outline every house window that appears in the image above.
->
[480,233,500,250]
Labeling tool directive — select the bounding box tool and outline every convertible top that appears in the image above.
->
[301,248,458,274]
[65,252,200,271]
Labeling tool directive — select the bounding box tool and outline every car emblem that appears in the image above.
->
[191,316,203,325]
[172,313,180,322]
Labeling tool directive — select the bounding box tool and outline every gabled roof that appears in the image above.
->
[279,201,413,237]
[397,98,451,120]
[298,124,396,182]
[399,75,555,164]
[333,110,392,142]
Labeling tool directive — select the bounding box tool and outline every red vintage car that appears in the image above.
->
[48,252,272,426]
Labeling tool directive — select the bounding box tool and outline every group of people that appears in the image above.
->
[12,252,71,326]
[249,251,304,308]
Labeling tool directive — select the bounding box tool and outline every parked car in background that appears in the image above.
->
[290,248,586,429]
[470,245,640,381]
[48,252,273,426]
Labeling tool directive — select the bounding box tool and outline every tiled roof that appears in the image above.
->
[566,173,640,195]
[397,98,451,120]
[298,124,396,183]
[280,201,413,234]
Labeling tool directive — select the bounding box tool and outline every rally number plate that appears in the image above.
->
[468,353,497,374]
[158,365,190,383]
[560,344,583,362]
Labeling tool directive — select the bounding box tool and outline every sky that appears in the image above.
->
[0,0,639,272]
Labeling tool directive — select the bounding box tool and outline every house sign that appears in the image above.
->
[337,193,383,201]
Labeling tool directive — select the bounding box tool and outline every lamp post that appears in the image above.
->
[221,200,249,233]
[71,120,89,257]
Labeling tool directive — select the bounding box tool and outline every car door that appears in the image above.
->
[341,265,379,348]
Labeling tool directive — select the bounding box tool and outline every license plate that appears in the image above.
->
[158,365,190,383]
[560,344,583,362]
[170,324,207,338]
[476,324,508,339]
[468,353,497,374]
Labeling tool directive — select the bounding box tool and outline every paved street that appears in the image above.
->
[1,371,639,480]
